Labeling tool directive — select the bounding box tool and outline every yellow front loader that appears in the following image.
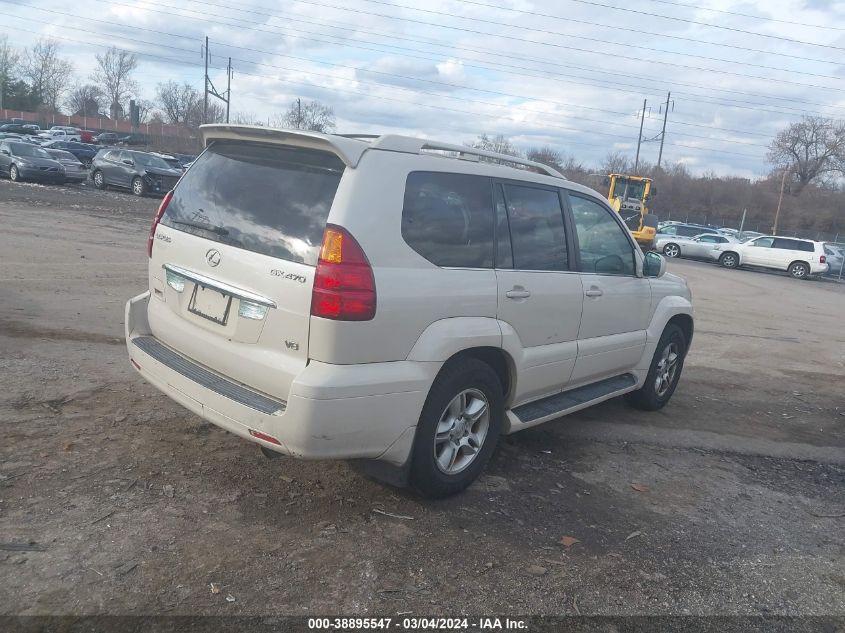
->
[606,174,658,250]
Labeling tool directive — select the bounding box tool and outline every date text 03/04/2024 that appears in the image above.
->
[307,617,528,630]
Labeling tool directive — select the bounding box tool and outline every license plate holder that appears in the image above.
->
[188,284,232,325]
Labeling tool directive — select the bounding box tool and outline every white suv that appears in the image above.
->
[125,126,694,497]
[716,235,828,279]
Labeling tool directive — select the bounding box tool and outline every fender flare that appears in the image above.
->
[405,317,503,362]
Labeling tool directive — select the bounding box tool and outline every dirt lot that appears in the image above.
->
[1,179,844,620]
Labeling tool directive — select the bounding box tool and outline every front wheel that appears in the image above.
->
[410,358,503,498]
[626,324,687,411]
[662,243,681,258]
[789,262,809,279]
[92,170,106,189]
[719,252,739,268]
[132,176,146,197]
[9,164,20,182]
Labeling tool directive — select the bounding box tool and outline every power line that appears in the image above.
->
[3,19,765,161]
[557,0,845,47]
[225,0,845,90]
[314,0,843,65]
[642,0,845,31]
[21,0,839,121]
[2,7,773,149]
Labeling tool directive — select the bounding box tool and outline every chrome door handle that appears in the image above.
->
[505,287,531,299]
[585,287,603,297]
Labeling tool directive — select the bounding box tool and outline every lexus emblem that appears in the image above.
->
[205,249,221,267]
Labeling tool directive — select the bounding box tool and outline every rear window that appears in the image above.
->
[162,141,344,266]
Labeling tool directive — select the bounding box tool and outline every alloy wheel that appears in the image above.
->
[433,388,490,475]
[654,342,680,397]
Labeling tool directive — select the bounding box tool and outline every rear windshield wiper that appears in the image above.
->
[170,219,230,236]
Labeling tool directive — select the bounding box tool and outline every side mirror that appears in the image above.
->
[643,251,667,278]
[0,149,9,156]
[602,176,611,187]
[122,159,134,166]
[650,186,658,197]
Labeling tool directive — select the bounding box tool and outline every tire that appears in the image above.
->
[626,324,687,412]
[719,252,739,269]
[92,170,106,189]
[9,164,20,182]
[662,243,681,258]
[82,158,92,169]
[410,358,504,498]
[788,261,809,279]
[132,176,146,197]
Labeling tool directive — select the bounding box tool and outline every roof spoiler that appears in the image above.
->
[199,125,369,167]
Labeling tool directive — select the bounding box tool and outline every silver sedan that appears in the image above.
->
[655,233,739,261]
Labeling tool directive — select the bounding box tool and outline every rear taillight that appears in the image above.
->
[310,224,376,321]
[147,190,173,258]
[820,255,826,264]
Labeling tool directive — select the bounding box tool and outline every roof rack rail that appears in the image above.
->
[369,135,566,179]
[336,133,380,140]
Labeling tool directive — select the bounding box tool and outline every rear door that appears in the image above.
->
[567,192,651,384]
[148,141,345,400]
[494,182,583,402]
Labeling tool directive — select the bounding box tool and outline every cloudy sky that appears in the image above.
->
[4,0,845,176]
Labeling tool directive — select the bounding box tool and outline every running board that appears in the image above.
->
[511,373,637,423]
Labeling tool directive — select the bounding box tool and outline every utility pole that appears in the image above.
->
[203,37,231,125]
[772,167,791,235]
[738,208,747,235]
[634,98,646,173]
[657,91,672,169]
[297,97,302,128]
[203,36,208,125]
[225,57,232,123]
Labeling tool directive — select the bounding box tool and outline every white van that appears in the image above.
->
[125,125,694,497]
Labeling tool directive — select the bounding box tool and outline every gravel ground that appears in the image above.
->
[0,179,843,622]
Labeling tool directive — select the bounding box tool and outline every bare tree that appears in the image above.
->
[768,116,845,194]
[526,146,563,171]
[471,134,521,156]
[275,98,335,132]
[135,98,155,124]
[601,151,632,175]
[190,100,226,127]
[0,36,20,110]
[156,80,199,126]
[231,111,260,126]
[21,39,73,112]
[65,84,104,117]
[91,47,138,119]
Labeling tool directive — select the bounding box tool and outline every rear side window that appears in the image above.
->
[401,172,494,268]
[162,141,344,266]
[502,184,568,271]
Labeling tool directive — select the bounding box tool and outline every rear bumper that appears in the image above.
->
[125,292,436,465]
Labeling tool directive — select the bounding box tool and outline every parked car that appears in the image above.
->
[37,129,81,142]
[656,232,739,261]
[0,140,65,183]
[823,244,844,276]
[44,149,87,183]
[40,140,98,167]
[91,148,182,196]
[118,133,149,146]
[738,231,765,242]
[80,130,95,143]
[172,153,197,167]
[716,235,828,279]
[125,126,695,497]
[93,132,120,145]
[0,123,39,135]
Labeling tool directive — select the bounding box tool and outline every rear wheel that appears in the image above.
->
[789,261,809,279]
[662,243,681,258]
[132,176,146,197]
[719,252,739,268]
[9,164,20,182]
[92,170,105,189]
[410,358,503,498]
[626,324,687,411]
